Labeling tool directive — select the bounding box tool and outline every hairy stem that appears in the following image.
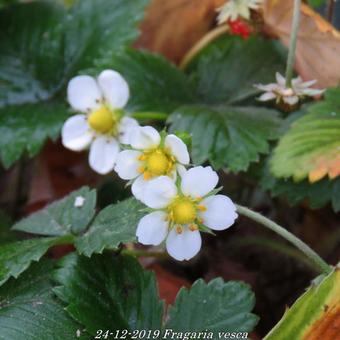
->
[285,0,301,87]
[180,25,229,70]
[236,204,332,275]
[131,112,168,121]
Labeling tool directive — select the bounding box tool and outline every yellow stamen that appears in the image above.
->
[143,172,152,180]
[176,225,183,234]
[88,106,115,134]
[138,154,147,161]
[147,150,170,176]
[197,205,207,212]
[189,224,198,231]
[138,166,145,174]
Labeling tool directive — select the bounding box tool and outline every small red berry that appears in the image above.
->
[228,19,252,39]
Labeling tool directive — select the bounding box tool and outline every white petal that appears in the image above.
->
[118,117,139,144]
[61,114,93,151]
[129,126,161,150]
[181,166,218,198]
[97,70,130,109]
[258,92,276,101]
[114,150,142,180]
[275,72,286,86]
[89,137,119,174]
[165,134,190,164]
[176,164,187,177]
[143,176,177,209]
[199,195,238,231]
[301,88,325,96]
[67,75,101,112]
[300,79,317,88]
[166,228,202,261]
[136,211,168,246]
[283,95,299,106]
[131,175,149,201]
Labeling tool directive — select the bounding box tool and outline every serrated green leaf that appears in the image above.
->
[261,166,340,212]
[168,105,281,172]
[0,236,71,286]
[0,102,69,168]
[53,253,163,334]
[271,87,340,182]
[0,260,89,340]
[13,187,96,236]
[265,268,340,339]
[93,49,194,113]
[166,278,258,334]
[75,198,144,256]
[186,36,286,104]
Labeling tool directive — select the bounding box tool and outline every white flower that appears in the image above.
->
[136,166,238,261]
[114,126,190,201]
[74,196,85,207]
[255,72,325,106]
[61,70,139,175]
[216,0,262,24]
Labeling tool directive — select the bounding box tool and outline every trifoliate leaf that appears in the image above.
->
[0,102,68,168]
[75,198,144,256]
[0,260,88,339]
[168,105,281,172]
[186,36,286,104]
[93,49,194,112]
[261,170,340,213]
[265,268,340,339]
[166,278,258,333]
[53,253,163,334]
[13,187,96,236]
[0,236,72,286]
[271,87,340,182]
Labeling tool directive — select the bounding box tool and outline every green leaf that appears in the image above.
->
[13,187,96,236]
[166,278,258,333]
[53,253,163,334]
[186,36,286,104]
[168,105,281,172]
[0,236,71,286]
[0,0,149,107]
[93,49,194,112]
[0,101,68,168]
[271,87,340,182]
[0,260,88,340]
[265,268,340,339]
[307,0,325,8]
[75,198,144,256]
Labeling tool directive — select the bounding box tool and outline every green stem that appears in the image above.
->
[131,112,168,121]
[235,204,332,275]
[121,249,168,259]
[285,0,301,87]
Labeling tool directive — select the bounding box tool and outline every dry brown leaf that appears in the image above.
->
[135,0,225,63]
[263,0,340,88]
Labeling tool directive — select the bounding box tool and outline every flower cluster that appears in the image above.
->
[62,70,238,261]
[255,72,325,107]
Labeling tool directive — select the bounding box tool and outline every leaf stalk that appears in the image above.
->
[236,204,332,275]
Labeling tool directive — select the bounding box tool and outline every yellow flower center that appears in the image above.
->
[167,197,207,233]
[170,199,197,224]
[138,149,175,180]
[88,106,117,134]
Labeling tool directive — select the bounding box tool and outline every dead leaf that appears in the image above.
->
[263,0,340,88]
[135,0,225,63]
